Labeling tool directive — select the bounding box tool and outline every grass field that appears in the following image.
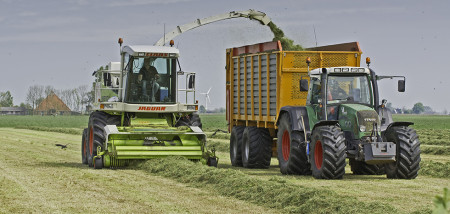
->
[0,114,449,213]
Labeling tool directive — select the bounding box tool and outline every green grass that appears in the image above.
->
[393,114,450,130]
[199,114,227,131]
[0,115,88,129]
[420,161,450,178]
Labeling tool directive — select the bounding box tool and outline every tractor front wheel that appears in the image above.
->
[241,126,272,168]
[384,126,421,179]
[277,113,310,175]
[310,125,346,179]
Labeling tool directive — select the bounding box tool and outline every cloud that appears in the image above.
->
[107,0,195,7]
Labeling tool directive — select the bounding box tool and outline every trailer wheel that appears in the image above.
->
[310,125,346,179]
[230,126,244,167]
[277,114,311,175]
[241,127,272,168]
[81,128,88,165]
[349,158,385,175]
[384,126,421,179]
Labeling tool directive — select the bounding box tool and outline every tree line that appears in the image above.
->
[24,85,93,113]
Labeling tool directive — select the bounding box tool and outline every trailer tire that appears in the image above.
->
[81,128,88,165]
[384,126,421,179]
[349,158,385,175]
[310,125,346,179]
[230,126,244,167]
[277,113,311,175]
[241,127,272,169]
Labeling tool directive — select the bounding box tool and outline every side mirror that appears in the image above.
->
[300,79,308,91]
[188,75,195,89]
[398,80,405,92]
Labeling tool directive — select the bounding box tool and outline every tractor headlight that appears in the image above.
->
[359,125,366,132]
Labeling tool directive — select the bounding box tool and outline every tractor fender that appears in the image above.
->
[312,120,340,132]
[385,121,414,130]
[277,106,311,132]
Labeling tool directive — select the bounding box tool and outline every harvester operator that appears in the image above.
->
[138,58,160,102]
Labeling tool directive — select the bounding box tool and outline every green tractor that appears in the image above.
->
[81,39,217,169]
[278,58,420,179]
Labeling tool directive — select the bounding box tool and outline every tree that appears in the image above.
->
[199,105,206,113]
[412,102,425,114]
[26,85,44,110]
[0,91,14,107]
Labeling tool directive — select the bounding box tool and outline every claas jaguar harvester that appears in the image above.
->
[226,41,421,179]
[81,9,272,169]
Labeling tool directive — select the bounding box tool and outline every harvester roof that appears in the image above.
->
[122,45,180,57]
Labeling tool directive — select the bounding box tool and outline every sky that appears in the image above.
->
[1,0,449,112]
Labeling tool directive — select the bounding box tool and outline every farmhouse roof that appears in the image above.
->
[35,93,71,111]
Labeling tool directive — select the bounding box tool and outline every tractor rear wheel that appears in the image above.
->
[349,158,385,175]
[384,126,421,179]
[81,128,88,165]
[277,113,310,175]
[230,126,245,167]
[310,125,346,179]
[241,126,272,168]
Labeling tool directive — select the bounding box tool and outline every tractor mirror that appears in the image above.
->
[300,79,308,91]
[188,75,195,89]
[398,80,405,92]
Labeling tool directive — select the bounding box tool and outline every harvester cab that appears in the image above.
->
[81,39,218,169]
[299,62,420,179]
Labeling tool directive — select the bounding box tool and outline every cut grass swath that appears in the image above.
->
[136,156,397,214]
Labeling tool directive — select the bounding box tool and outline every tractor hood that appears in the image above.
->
[338,104,380,137]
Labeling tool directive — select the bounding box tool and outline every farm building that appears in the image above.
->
[35,93,72,115]
[0,107,27,115]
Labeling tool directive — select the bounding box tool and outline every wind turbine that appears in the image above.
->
[200,87,212,111]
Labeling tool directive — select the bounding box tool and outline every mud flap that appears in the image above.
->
[364,142,396,165]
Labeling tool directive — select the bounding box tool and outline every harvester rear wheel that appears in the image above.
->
[310,125,346,179]
[277,113,311,175]
[230,126,244,167]
[208,157,218,167]
[349,158,385,175]
[81,128,88,165]
[241,127,272,169]
[384,126,421,179]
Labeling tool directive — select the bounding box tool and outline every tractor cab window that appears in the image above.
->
[307,76,322,104]
[125,56,176,104]
[326,75,372,106]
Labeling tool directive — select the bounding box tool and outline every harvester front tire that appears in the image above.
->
[190,114,202,129]
[230,126,244,167]
[310,125,346,179]
[241,127,272,169]
[349,158,385,175]
[384,126,421,179]
[81,128,88,165]
[277,113,311,175]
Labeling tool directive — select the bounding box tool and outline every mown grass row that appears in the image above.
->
[135,156,398,214]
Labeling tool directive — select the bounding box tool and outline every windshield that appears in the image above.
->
[125,56,176,104]
[327,75,372,105]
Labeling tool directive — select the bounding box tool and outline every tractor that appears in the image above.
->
[283,57,422,179]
